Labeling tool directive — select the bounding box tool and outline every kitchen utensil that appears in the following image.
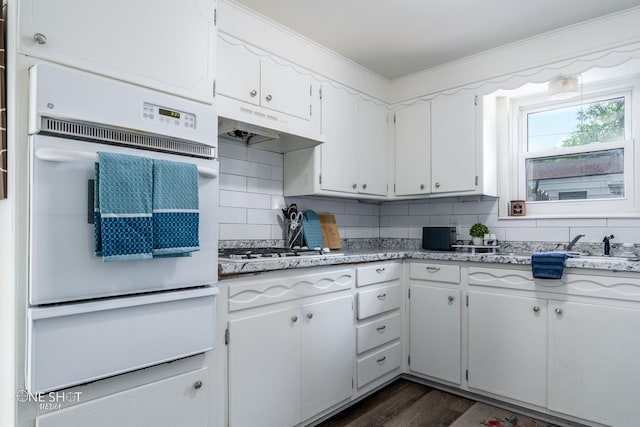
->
[301,210,324,249]
[318,214,342,249]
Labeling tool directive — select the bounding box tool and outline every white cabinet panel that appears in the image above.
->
[216,41,261,105]
[320,84,359,193]
[357,99,388,196]
[357,313,401,354]
[468,291,547,407]
[36,368,208,427]
[228,308,301,427]
[394,102,430,195]
[19,0,216,103]
[301,295,354,420]
[410,285,461,384]
[357,283,402,320]
[409,263,460,283]
[431,93,477,193]
[548,300,640,426]
[357,342,401,388]
[261,59,312,120]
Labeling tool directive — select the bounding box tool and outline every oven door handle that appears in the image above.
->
[35,147,218,178]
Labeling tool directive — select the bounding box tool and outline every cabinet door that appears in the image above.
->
[394,102,430,195]
[19,0,216,103]
[300,295,354,421]
[548,300,640,426]
[468,291,547,407]
[320,84,359,193]
[261,59,312,120]
[228,309,300,427]
[36,368,208,427]
[216,40,261,106]
[431,93,477,193]
[410,285,461,384]
[357,99,388,196]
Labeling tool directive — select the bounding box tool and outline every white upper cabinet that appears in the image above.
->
[431,93,478,193]
[216,39,312,120]
[357,98,389,196]
[19,0,216,103]
[394,102,430,196]
[318,83,359,194]
[284,84,389,199]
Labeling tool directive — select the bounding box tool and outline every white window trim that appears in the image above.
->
[497,76,640,218]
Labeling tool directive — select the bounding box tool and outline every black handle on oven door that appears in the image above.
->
[88,179,95,224]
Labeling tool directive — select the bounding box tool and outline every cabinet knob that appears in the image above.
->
[555,308,563,315]
[33,33,47,45]
[250,89,257,97]
[435,182,441,188]
[306,313,313,319]
[377,293,387,300]
[376,356,386,364]
[291,315,298,322]
[362,183,367,190]
[533,306,540,312]
[352,183,357,189]
[420,184,425,190]
[448,295,454,303]
[376,325,386,332]
[265,94,273,102]
[193,380,203,390]
[375,267,386,273]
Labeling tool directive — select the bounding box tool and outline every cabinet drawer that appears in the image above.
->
[357,262,401,287]
[357,342,401,388]
[410,263,460,284]
[357,313,401,354]
[357,284,401,320]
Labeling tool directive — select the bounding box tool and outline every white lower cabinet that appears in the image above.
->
[548,300,640,426]
[408,262,462,384]
[35,368,209,427]
[467,291,547,406]
[226,266,355,427]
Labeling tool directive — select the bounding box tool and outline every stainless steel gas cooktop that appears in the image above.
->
[218,247,337,261]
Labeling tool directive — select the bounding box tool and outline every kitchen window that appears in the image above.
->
[502,78,639,217]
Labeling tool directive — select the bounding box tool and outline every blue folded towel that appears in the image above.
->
[531,252,569,279]
[152,159,199,257]
[95,152,154,261]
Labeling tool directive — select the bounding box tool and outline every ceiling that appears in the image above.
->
[231,0,640,80]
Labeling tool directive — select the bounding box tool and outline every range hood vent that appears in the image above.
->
[218,117,323,153]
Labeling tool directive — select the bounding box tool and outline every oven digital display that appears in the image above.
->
[158,108,181,119]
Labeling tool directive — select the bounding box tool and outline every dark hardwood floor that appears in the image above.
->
[316,379,474,427]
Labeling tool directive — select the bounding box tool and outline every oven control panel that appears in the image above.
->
[142,102,196,129]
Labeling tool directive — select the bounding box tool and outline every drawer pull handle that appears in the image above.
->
[193,381,203,390]
[307,313,313,319]
[426,266,441,272]
[376,325,386,332]
[377,293,387,300]
[448,296,454,303]
[375,267,386,273]
[291,315,298,322]
[376,356,386,364]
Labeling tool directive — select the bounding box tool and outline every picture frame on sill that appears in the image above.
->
[510,200,526,216]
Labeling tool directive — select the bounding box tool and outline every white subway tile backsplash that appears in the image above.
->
[380,227,409,238]
[248,147,284,166]
[220,190,271,209]
[453,200,498,215]
[219,224,272,240]
[538,218,607,228]
[218,140,247,160]
[380,203,409,216]
[409,202,453,216]
[344,227,379,238]
[247,178,283,196]
[359,215,380,227]
[506,227,569,242]
[606,218,640,227]
[219,173,247,192]
[271,166,284,182]
[220,157,272,180]
[247,208,281,225]
[345,202,379,216]
[334,214,360,227]
[408,227,423,239]
[219,207,247,224]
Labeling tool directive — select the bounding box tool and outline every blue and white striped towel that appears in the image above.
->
[94,152,154,261]
[152,159,200,257]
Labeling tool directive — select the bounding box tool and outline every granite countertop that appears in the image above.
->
[218,248,640,278]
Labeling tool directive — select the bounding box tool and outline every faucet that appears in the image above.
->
[603,235,614,256]
[567,234,585,251]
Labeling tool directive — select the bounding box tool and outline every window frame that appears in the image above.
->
[504,79,638,217]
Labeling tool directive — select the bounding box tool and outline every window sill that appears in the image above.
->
[498,213,640,220]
